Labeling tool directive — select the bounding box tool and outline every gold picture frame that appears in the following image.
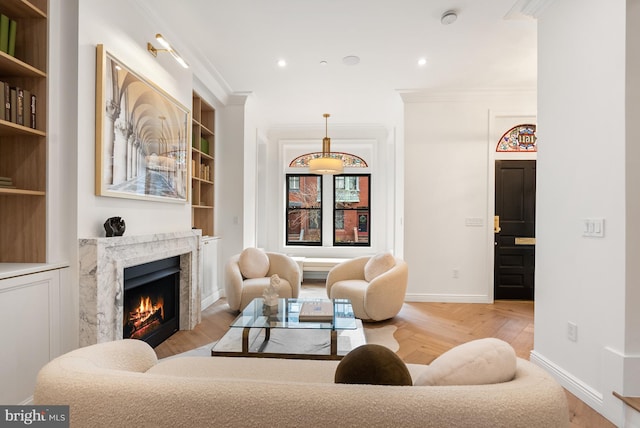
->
[95,44,191,203]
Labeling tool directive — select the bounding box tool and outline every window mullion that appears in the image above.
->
[323,174,334,247]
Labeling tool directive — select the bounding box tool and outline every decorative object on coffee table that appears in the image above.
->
[104,216,126,237]
[263,274,280,307]
[299,300,334,322]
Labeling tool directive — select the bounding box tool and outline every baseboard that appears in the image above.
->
[201,289,223,310]
[404,293,491,303]
[529,350,604,411]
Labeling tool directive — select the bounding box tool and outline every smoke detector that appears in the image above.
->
[441,10,458,25]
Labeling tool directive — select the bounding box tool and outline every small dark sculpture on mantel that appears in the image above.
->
[104,217,126,237]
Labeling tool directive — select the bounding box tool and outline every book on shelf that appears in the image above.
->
[0,14,9,54]
[201,137,209,154]
[23,89,31,128]
[30,93,36,129]
[298,301,334,322]
[0,82,4,121]
[0,83,37,128]
[16,87,24,125]
[7,18,16,57]
[0,176,15,188]
[3,82,9,121]
[9,88,16,123]
[198,163,211,181]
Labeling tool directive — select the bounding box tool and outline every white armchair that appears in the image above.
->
[326,253,408,322]
[225,248,301,311]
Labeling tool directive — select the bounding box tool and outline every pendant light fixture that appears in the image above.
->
[308,113,344,175]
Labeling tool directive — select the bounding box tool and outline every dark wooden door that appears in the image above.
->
[494,160,536,300]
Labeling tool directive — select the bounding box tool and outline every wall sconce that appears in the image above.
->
[147,33,189,68]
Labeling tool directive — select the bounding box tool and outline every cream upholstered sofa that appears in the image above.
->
[225,248,300,311]
[327,253,408,321]
[34,339,570,427]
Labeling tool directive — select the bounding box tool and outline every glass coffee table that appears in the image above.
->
[211,298,360,360]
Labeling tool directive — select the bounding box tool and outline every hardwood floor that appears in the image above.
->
[155,284,614,428]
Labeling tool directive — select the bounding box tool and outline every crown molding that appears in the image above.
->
[226,92,252,106]
[398,87,536,103]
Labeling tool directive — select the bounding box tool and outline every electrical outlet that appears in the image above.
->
[567,322,578,342]
[452,268,459,279]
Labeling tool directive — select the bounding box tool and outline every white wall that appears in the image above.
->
[403,90,536,302]
[217,95,249,268]
[48,0,78,265]
[76,0,193,239]
[49,0,80,354]
[533,0,639,424]
[243,95,259,249]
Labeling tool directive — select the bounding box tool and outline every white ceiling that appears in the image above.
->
[138,0,538,125]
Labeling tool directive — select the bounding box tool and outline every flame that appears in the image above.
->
[126,295,165,334]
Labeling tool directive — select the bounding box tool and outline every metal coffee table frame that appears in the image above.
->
[211,298,357,360]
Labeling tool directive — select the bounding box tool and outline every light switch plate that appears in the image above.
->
[582,218,604,238]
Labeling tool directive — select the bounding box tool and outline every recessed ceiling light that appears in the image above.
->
[441,10,458,25]
[342,55,360,66]
[277,59,287,67]
[418,58,427,66]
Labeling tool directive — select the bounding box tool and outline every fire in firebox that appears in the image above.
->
[123,296,165,340]
[123,255,180,347]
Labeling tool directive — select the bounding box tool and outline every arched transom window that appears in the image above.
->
[289,152,368,168]
[496,124,537,152]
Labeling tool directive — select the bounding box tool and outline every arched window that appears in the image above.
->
[496,124,537,152]
[289,152,368,168]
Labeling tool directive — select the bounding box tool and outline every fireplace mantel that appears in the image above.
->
[78,231,202,346]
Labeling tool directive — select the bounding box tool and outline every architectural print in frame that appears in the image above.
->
[95,44,190,202]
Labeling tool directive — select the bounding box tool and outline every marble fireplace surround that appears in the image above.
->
[78,231,202,347]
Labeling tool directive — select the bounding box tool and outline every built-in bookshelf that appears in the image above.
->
[191,92,214,236]
[0,0,47,262]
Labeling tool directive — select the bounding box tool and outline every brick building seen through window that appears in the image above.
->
[286,174,370,246]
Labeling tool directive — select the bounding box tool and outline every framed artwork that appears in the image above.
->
[95,44,190,202]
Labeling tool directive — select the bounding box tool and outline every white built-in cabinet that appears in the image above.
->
[0,265,69,404]
[200,236,221,309]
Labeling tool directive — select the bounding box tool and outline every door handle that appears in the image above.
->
[515,237,536,245]
[494,215,501,233]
